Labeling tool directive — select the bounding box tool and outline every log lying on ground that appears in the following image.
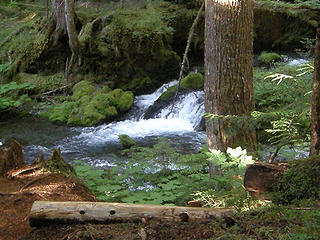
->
[29,201,233,227]
[244,162,289,199]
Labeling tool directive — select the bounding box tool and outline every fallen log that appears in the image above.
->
[29,201,233,227]
[244,162,289,199]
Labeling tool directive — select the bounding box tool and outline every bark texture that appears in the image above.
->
[204,0,256,154]
[29,201,233,227]
[0,141,25,176]
[244,163,289,199]
[51,0,67,43]
[310,27,320,156]
[65,0,80,55]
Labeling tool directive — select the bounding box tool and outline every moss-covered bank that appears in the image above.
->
[45,81,134,126]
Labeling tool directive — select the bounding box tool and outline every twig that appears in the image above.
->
[228,216,263,240]
[84,225,96,240]
[19,173,52,191]
[166,1,204,118]
[42,85,71,95]
[9,165,42,178]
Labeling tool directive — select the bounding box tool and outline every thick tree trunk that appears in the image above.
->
[29,201,233,227]
[205,0,256,155]
[310,27,320,156]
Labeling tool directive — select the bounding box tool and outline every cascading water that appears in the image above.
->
[7,80,206,166]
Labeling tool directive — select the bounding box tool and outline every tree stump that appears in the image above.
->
[244,162,289,199]
[0,140,25,176]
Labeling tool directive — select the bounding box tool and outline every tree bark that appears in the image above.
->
[244,163,289,199]
[204,0,256,157]
[51,0,67,44]
[65,0,80,55]
[310,27,320,156]
[29,201,233,227]
[0,140,25,176]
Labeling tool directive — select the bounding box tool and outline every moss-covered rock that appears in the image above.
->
[273,156,320,204]
[108,89,134,113]
[47,81,134,126]
[180,73,204,90]
[118,134,136,149]
[259,52,282,65]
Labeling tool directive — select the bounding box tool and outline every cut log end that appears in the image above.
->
[244,162,289,199]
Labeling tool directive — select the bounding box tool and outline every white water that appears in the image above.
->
[71,81,205,146]
[288,58,309,66]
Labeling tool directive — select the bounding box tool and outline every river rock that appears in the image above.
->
[0,140,25,176]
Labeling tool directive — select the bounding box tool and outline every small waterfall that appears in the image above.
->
[69,81,205,147]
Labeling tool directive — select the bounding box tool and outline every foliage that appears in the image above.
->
[47,81,133,126]
[0,81,34,111]
[272,156,320,204]
[74,138,258,208]
[252,62,313,146]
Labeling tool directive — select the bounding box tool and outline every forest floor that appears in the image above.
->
[0,164,220,240]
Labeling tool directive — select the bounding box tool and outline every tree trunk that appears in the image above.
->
[204,0,256,160]
[65,0,80,55]
[51,0,67,44]
[29,201,233,227]
[120,0,124,9]
[310,27,320,156]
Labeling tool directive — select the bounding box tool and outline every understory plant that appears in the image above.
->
[74,138,257,209]
[0,81,34,112]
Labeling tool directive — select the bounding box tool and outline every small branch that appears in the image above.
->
[42,85,71,95]
[19,173,52,191]
[166,1,204,118]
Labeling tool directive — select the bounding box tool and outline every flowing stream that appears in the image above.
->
[0,80,206,167]
[0,57,311,165]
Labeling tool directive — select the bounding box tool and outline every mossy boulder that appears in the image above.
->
[180,73,204,90]
[272,156,320,204]
[47,81,134,126]
[259,52,282,65]
[118,134,136,149]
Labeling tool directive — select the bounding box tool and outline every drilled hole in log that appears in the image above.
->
[79,210,85,215]
[179,212,189,222]
[109,210,116,215]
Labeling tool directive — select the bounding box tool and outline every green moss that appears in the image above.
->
[101,85,112,94]
[180,72,204,90]
[47,81,133,126]
[273,156,320,204]
[14,72,65,93]
[158,85,177,103]
[118,134,136,149]
[44,149,76,177]
[72,80,95,101]
[108,89,134,113]
[260,52,282,65]
[49,101,76,123]
[124,75,152,93]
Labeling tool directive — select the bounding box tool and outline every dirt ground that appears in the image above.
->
[0,165,219,240]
